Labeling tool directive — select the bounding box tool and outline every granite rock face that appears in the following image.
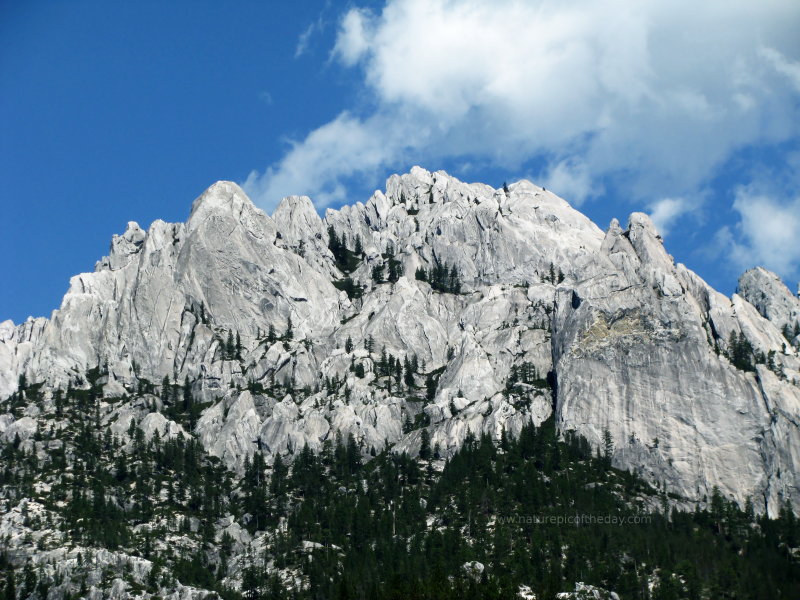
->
[738,266,800,343]
[2,168,799,515]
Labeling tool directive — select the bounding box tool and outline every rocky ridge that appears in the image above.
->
[1,167,799,518]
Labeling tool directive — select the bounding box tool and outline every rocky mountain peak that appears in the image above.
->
[1,167,799,520]
[273,195,324,239]
[187,180,265,231]
[627,211,661,239]
[738,266,800,337]
[97,221,147,271]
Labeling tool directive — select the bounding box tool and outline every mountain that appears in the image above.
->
[2,167,800,599]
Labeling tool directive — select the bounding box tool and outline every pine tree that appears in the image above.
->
[285,316,294,341]
[420,428,431,460]
[385,246,402,283]
[403,414,413,434]
[4,571,16,600]
[225,331,235,359]
[236,332,242,359]
[602,428,614,469]
[729,330,755,371]
[270,454,287,497]
[426,374,437,401]
[183,376,192,413]
[448,265,461,294]
[379,347,388,376]
[345,336,354,354]
[394,356,402,384]
[404,356,414,387]
[372,262,385,283]
[161,376,171,403]
[327,226,339,256]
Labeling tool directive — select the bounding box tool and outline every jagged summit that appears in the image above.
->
[1,166,799,520]
[186,180,276,241]
[189,180,251,219]
[738,266,800,338]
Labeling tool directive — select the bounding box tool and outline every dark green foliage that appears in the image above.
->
[420,428,431,460]
[602,428,614,469]
[420,259,462,294]
[383,245,402,283]
[374,349,413,391]
[728,331,760,372]
[332,277,364,300]
[3,567,15,600]
[371,262,385,283]
[1,380,232,593]
[224,418,800,599]
[159,377,209,429]
[506,362,549,392]
[4,377,800,600]
[541,262,564,285]
[226,331,235,359]
[402,413,414,434]
[403,355,415,387]
[327,226,361,273]
[285,316,293,341]
[426,373,439,401]
[221,330,242,361]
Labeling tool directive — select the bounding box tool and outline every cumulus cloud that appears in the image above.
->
[648,197,695,237]
[540,159,597,206]
[332,8,373,66]
[244,0,800,212]
[243,112,413,207]
[724,186,800,278]
[760,46,800,93]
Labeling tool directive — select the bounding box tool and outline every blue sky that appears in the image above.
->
[2,0,799,324]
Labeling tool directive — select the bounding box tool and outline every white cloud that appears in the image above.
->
[760,46,800,93]
[648,197,694,237]
[295,16,326,58]
[244,0,800,211]
[243,112,410,208]
[332,8,373,66]
[540,159,597,206]
[726,186,800,278]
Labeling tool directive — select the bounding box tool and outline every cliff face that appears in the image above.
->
[2,167,799,514]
